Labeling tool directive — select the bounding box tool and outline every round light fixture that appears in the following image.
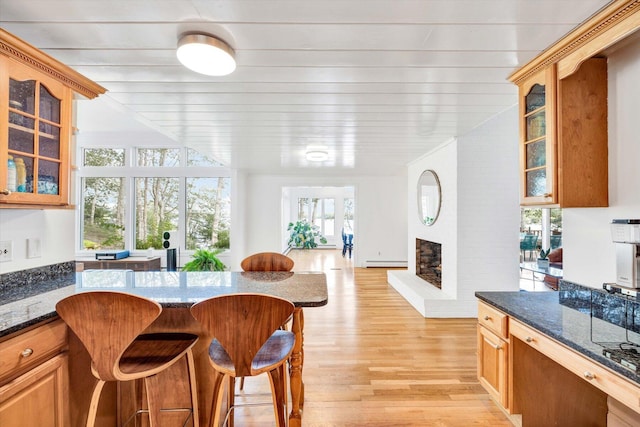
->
[177,33,236,76]
[306,150,329,162]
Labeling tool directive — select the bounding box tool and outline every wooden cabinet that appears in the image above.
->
[476,301,640,425]
[0,29,104,207]
[507,0,640,207]
[477,302,509,409]
[0,319,69,426]
[516,59,608,207]
[78,256,162,271]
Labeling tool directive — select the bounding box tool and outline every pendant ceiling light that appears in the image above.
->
[177,33,236,76]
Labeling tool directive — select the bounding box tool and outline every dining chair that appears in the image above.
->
[550,235,562,250]
[56,291,199,427]
[342,228,354,259]
[239,252,294,390]
[520,234,538,261]
[190,293,296,427]
[240,252,294,271]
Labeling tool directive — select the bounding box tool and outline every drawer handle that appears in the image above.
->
[525,336,535,343]
[0,189,11,196]
[21,348,34,358]
[489,342,503,351]
[483,315,491,321]
[583,371,596,380]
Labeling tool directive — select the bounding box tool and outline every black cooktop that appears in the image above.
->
[602,343,640,373]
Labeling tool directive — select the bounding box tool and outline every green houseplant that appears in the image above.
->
[537,248,551,268]
[182,248,226,271]
[287,220,327,249]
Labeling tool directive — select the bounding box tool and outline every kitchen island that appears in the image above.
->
[476,283,640,426]
[0,270,328,427]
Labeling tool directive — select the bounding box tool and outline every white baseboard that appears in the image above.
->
[364,260,408,268]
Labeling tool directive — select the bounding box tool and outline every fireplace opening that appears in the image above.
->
[416,239,442,289]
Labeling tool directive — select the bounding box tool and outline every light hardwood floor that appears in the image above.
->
[232,249,512,426]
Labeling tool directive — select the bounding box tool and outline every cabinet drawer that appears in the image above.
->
[510,319,640,415]
[0,319,67,382]
[478,302,508,339]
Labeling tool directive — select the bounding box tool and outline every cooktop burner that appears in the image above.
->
[602,343,640,373]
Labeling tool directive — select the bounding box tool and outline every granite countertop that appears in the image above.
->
[476,290,640,386]
[0,270,328,339]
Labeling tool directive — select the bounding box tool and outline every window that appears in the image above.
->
[81,177,125,250]
[78,146,230,253]
[186,177,230,249]
[297,197,334,238]
[135,177,179,249]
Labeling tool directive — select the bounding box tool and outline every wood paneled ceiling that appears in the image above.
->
[0,0,611,175]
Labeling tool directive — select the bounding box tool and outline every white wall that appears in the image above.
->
[0,209,75,273]
[390,106,520,317]
[563,38,640,288]
[240,174,407,269]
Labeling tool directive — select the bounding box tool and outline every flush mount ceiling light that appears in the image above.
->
[177,33,236,76]
[305,146,329,162]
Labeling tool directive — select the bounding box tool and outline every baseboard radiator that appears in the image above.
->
[364,260,408,268]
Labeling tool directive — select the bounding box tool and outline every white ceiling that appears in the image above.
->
[0,0,611,175]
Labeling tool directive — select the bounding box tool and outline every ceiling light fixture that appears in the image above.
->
[177,33,236,76]
[306,148,329,162]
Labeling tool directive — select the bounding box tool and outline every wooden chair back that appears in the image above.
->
[240,252,294,272]
[55,291,162,381]
[190,293,295,378]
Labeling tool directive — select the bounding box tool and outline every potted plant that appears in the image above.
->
[537,248,551,269]
[287,220,327,249]
[182,248,226,271]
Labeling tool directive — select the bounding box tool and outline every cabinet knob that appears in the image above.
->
[21,348,34,358]
[583,371,596,380]
[0,189,11,196]
[483,315,491,321]
[525,336,534,343]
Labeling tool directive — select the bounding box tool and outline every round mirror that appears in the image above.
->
[417,170,441,226]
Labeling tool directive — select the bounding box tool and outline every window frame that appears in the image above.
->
[76,145,231,257]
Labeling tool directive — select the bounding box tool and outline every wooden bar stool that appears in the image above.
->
[240,252,294,272]
[56,291,199,427]
[190,293,295,427]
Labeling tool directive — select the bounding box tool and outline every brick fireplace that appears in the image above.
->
[416,238,442,289]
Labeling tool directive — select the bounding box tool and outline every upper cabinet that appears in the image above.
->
[510,0,640,207]
[0,29,105,208]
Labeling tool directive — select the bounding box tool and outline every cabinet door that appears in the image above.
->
[477,325,509,410]
[518,66,557,206]
[1,56,72,206]
[0,354,69,427]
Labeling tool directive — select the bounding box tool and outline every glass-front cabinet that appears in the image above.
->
[1,29,104,207]
[519,66,557,206]
[3,60,71,205]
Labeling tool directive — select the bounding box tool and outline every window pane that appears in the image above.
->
[323,198,335,236]
[137,148,180,167]
[186,177,231,250]
[344,198,354,232]
[311,198,321,228]
[135,177,179,249]
[297,198,309,221]
[82,177,125,250]
[187,148,225,166]
[83,148,125,167]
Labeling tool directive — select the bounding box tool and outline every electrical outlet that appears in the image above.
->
[27,237,41,259]
[0,241,13,262]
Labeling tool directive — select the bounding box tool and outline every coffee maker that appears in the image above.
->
[606,219,640,297]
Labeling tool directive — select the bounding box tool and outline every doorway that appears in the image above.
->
[282,186,355,254]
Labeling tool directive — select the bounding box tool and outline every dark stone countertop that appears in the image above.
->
[475,290,640,387]
[1,270,328,339]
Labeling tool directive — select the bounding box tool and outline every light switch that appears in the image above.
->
[27,238,41,259]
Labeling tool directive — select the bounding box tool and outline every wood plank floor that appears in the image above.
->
[232,249,512,426]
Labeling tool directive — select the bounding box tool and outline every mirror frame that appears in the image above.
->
[417,170,441,226]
